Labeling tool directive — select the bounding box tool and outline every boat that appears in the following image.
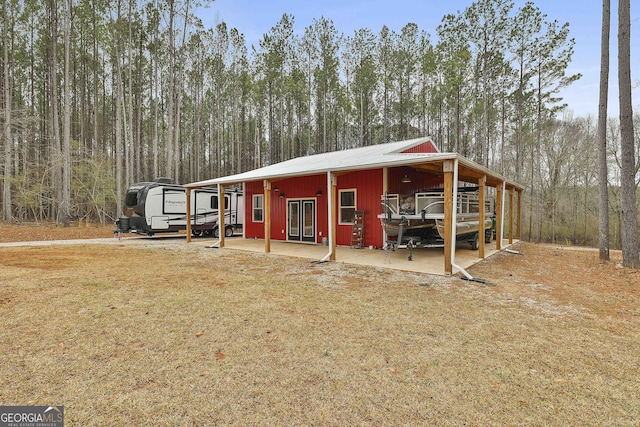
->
[380,216,434,237]
[378,187,495,250]
[436,218,493,240]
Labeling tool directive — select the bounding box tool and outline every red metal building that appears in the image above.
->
[186,137,523,274]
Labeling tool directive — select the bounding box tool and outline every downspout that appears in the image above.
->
[218,184,226,248]
[242,182,246,238]
[450,157,474,280]
[186,187,192,243]
[319,171,334,262]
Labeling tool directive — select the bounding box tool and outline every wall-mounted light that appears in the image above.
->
[273,186,280,192]
[316,189,323,196]
[402,175,412,183]
[279,192,285,198]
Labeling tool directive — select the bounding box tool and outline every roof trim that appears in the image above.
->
[185,138,523,191]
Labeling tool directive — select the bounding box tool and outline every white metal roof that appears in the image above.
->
[185,137,523,190]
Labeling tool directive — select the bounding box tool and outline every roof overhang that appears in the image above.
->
[185,139,523,192]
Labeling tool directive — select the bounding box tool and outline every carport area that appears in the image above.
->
[193,237,518,276]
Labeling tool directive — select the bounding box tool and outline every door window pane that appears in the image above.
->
[289,202,299,236]
[303,201,314,237]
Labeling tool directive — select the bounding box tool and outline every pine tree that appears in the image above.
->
[617,0,639,268]
[597,0,610,262]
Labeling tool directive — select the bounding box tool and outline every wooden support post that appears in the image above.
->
[218,184,226,248]
[443,161,454,275]
[517,190,522,240]
[478,175,486,259]
[264,180,271,253]
[509,188,514,244]
[496,183,503,250]
[186,188,192,243]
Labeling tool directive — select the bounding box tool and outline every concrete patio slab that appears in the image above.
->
[193,237,518,276]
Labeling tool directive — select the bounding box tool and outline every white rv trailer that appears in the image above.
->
[115,178,244,237]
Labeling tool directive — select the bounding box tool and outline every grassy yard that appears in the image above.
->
[1,240,638,425]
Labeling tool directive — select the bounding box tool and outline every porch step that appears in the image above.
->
[351,210,365,249]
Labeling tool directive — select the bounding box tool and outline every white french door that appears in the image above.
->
[287,199,316,242]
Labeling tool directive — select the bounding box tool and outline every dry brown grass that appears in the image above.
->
[0,222,120,242]
[0,229,639,425]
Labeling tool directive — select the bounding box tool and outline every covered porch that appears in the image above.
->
[192,237,519,276]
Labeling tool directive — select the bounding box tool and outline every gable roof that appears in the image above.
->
[185,137,523,191]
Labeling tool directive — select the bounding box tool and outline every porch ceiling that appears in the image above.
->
[410,160,522,191]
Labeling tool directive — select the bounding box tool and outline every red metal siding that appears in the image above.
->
[244,175,328,243]
[270,174,327,242]
[244,181,265,238]
[401,140,438,154]
[244,167,443,248]
[245,172,384,247]
[336,169,384,247]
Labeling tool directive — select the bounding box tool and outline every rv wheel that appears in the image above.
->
[225,226,234,237]
[192,229,203,237]
[212,227,220,238]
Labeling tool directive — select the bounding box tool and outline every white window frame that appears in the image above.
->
[252,194,264,223]
[338,188,357,225]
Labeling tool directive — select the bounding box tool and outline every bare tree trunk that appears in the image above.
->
[323,90,327,152]
[114,0,123,216]
[2,0,12,222]
[126,0,134,187]
[166,0,175,178]
[482,54,488,167]
[307,52,312,154]
[535,81,542,244]
[174,0,191,182]
[136,36,143,181]
[618,0,639,268]
[174,95,181,181]
[50,0,62,222]
[60,0,72,226]
[92,0,99,156]
[151,14,159,179]
[597,0,610,261]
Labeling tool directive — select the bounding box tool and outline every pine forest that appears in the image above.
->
[1,0,638,248]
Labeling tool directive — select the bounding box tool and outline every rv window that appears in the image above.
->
[210,196,229,210]
[124,190,138,207]
[339,189,356,224]
[253,194,263,222]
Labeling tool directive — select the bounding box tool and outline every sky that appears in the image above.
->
[196,0,638,119]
